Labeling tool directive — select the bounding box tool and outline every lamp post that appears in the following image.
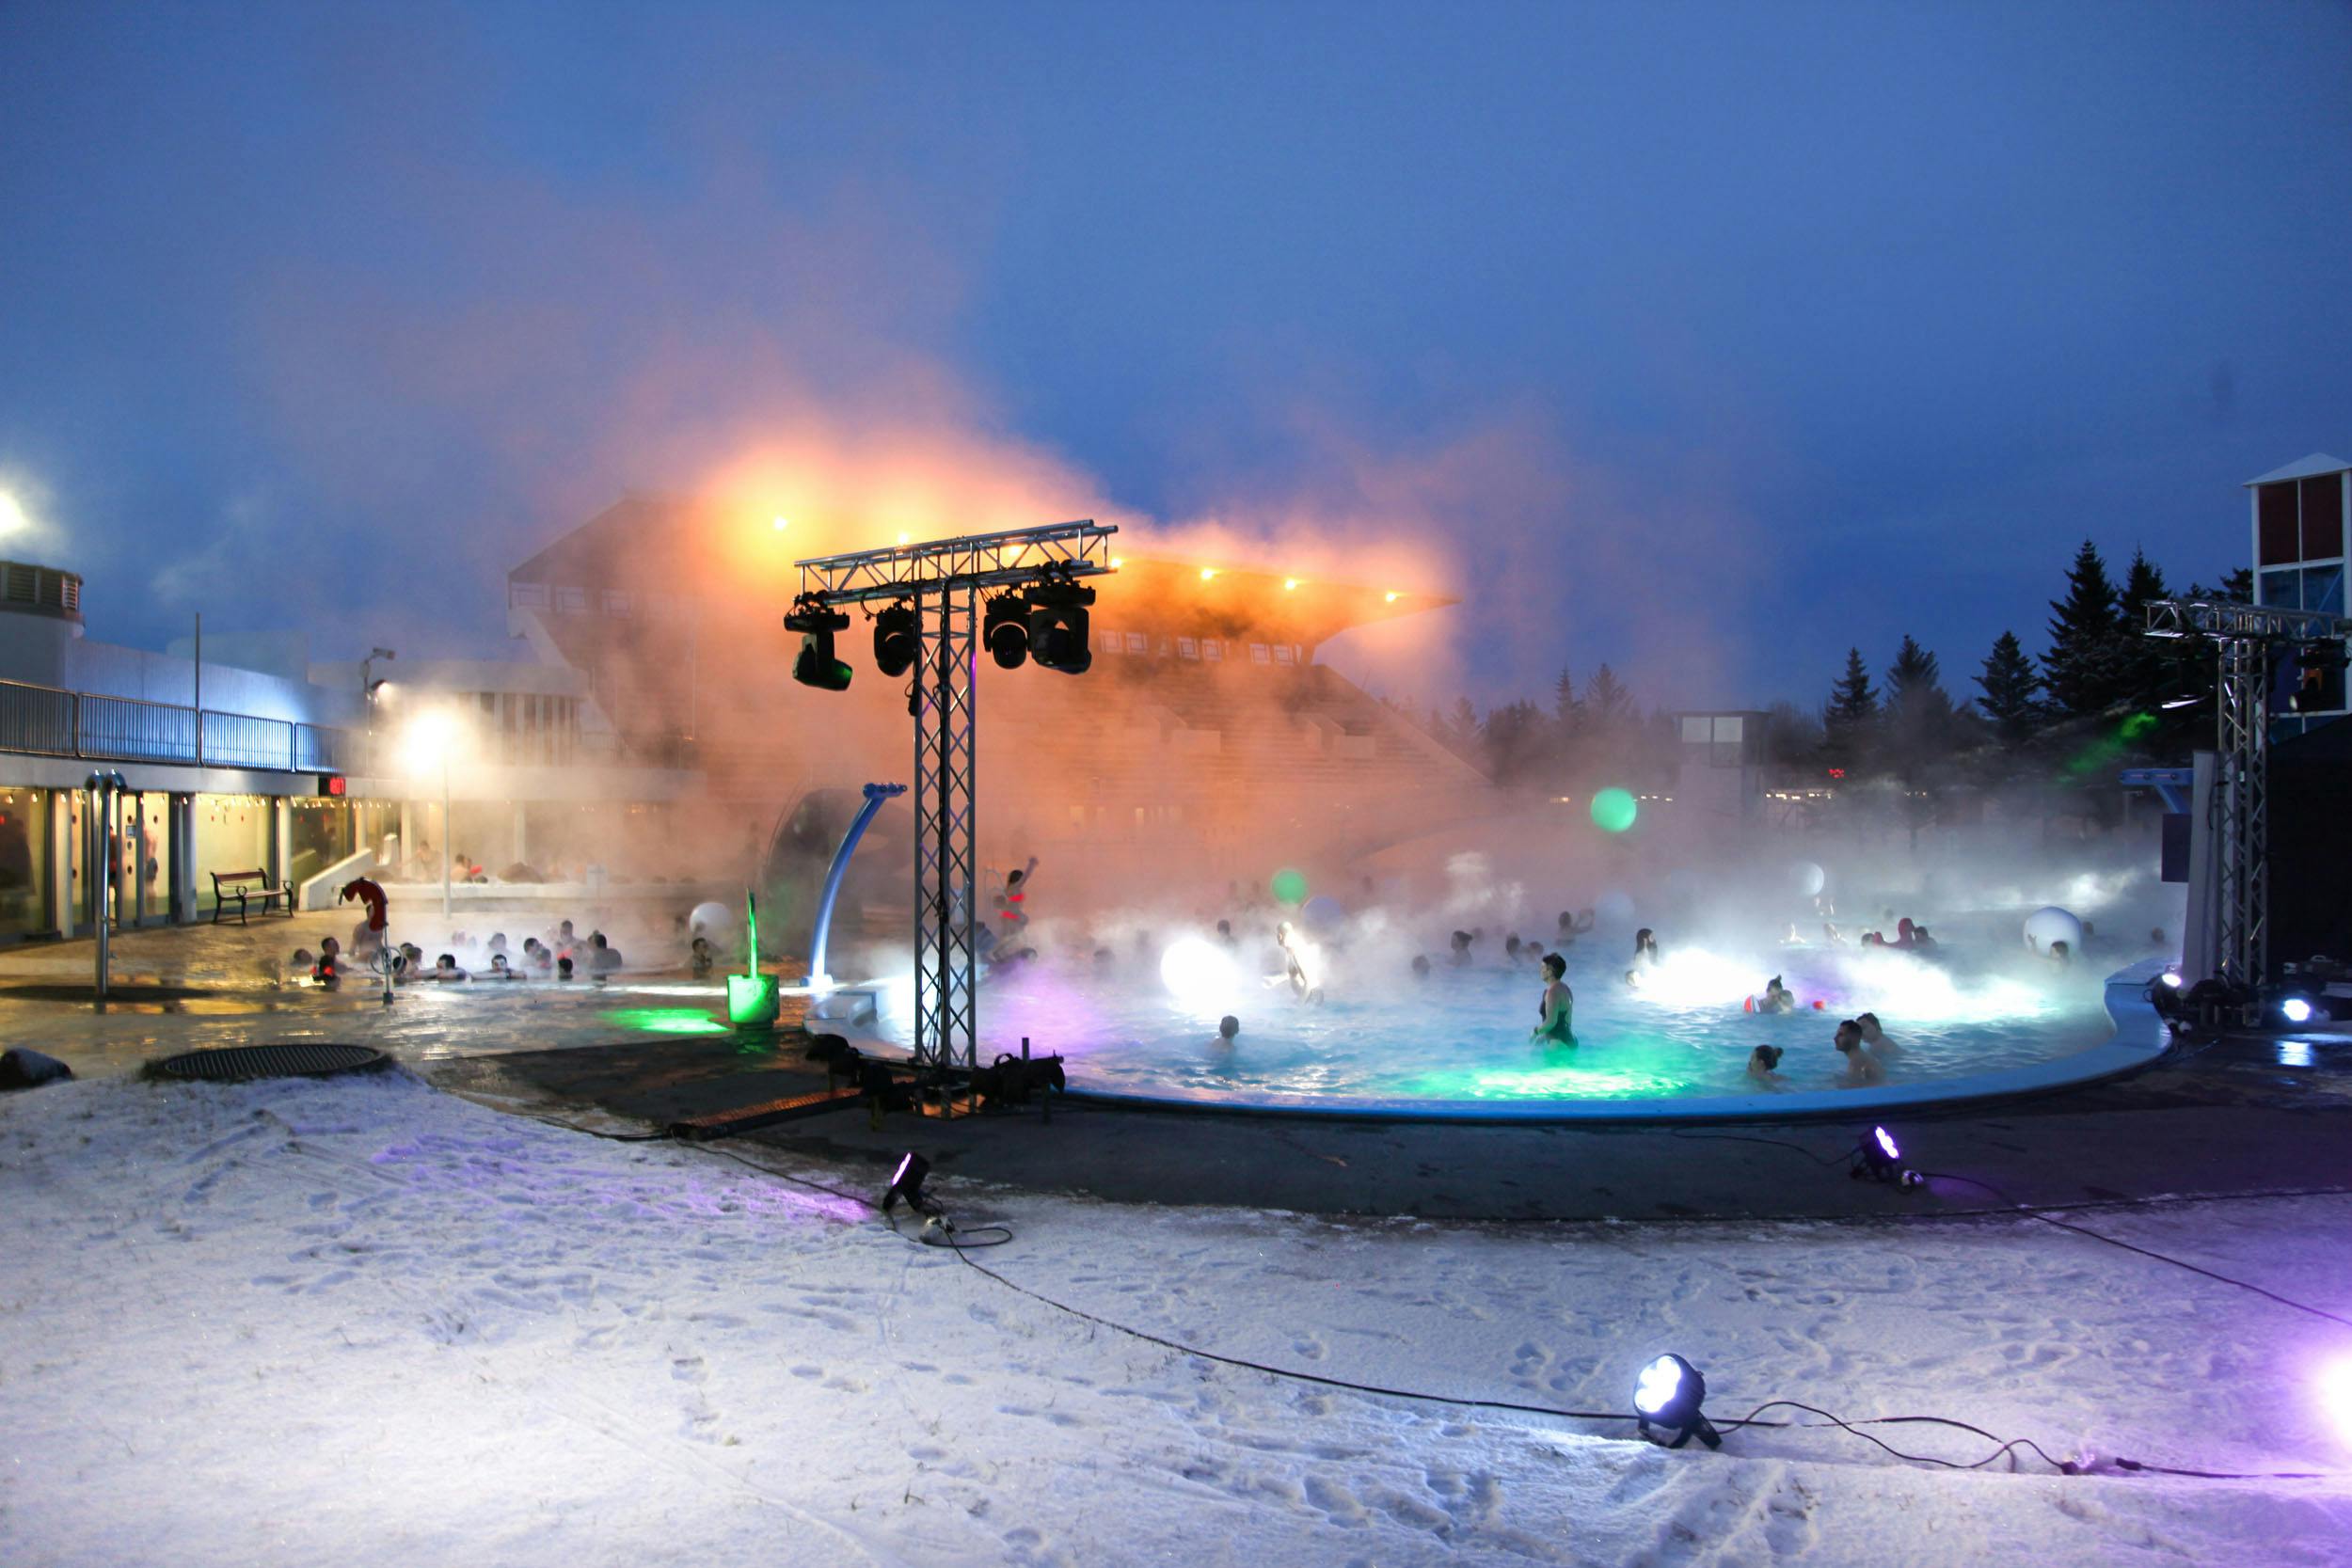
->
[361,647,395,770]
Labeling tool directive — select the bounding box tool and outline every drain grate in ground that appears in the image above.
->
[155,1044,388,1082]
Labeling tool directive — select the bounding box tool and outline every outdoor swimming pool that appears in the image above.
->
[862,922,2155,1118]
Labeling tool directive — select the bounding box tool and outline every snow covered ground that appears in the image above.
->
[4,1069,2348,1566]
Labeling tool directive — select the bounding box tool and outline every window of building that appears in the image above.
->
[509,581,549,610]
[1125,632,1148,654]
[553,586,590,615]
[2260,473,2346,565]
[602,591,632,617]
[1201,639,1222,661]
[1097,629,1119,653]
[1272,644,1295,665]
[1177,637,1198,658]
[2262,563,2346,617]
[1249,642,1270,664]
[0,788,52,940]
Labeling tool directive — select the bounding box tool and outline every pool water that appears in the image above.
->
[871,930,2123,1112]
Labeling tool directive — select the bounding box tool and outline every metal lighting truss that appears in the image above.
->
[2144,598,2352,990]
[795,521,1119,1084]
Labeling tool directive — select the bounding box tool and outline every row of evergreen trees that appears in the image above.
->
[1829,540,2247,755]
[1406,538,2248,787]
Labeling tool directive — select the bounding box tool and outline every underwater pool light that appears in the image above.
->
[1632,1353,1720,1449]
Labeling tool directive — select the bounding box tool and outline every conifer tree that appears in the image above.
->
[1976,629,2042,741]
[1583,665,1631,729]
[1552,667,1579,733]
[2117,547,2171,705]
[2042,539,2127,718]
[1823,647,1878,768]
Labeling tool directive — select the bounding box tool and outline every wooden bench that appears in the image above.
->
[210,868,293,926]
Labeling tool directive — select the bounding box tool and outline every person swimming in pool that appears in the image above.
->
[1856,1011,1899,1058]
[1213,1014,1239,1050]
[1633,927,1660,968]
[1450,929,1474,967]
[1747,1044,1784,1081]
[1531,952,1575,1045]
[1757,975,1796,1014]
[1833,1020,1884,1086]
[1274,921,1325,1004]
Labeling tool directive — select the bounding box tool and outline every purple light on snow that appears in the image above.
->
[1873,1126,1899,1161]
[2322,1357,2352,1447]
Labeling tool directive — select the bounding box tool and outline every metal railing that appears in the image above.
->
[0,677,356,774]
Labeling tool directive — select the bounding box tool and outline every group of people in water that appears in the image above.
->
[294,917,627,986]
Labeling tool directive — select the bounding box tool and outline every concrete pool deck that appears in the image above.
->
[8,922,2350,1224]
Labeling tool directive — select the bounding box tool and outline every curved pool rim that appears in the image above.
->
[1044,966,2173,1125]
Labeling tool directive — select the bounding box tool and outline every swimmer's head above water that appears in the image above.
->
[1216,1015,1239,1042]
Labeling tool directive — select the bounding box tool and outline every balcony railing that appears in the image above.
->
[0,678,355,774]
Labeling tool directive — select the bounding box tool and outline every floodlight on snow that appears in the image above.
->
[1851,1125,1917,1187]
[882,1151,935,1216]
[1632,1353,1721,1450]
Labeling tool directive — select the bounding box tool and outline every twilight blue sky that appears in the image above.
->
[2,1,2348,711]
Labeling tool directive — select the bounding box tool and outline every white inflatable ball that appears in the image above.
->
[2022,906,2084,956]
[1792,860,1826,898]
[689,900,735,937]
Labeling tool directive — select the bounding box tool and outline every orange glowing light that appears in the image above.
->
[1384,590,1401,602]
[771,516,790,531]
[1110,556,1125,568]
[896,531,911,546]
[1200,567,1218,581]
[1283,578,1300,591]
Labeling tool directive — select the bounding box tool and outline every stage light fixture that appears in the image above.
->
[2159,971,2183,990]
[2280,996,2314,1025]
[1026,576,1096,674]
[882,1151,936,1216]
[873,602,918,678]
[985,594,1031,669]
[1632,1353,1721,1449]
[786,596,852,691]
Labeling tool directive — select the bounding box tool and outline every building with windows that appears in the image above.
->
[0,559,373,942]
[2249,452,2348,738]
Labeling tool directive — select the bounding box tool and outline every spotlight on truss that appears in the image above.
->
[984,594,1030,670]
[1026,573,1096,674]
[1633,1353,1721,1449]
[786,596,851,691]
[873,602,919,679]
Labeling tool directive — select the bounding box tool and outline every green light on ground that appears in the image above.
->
[1589,787,1639,833]
[1270,868,1309,905]
[608,1007,731,1037]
